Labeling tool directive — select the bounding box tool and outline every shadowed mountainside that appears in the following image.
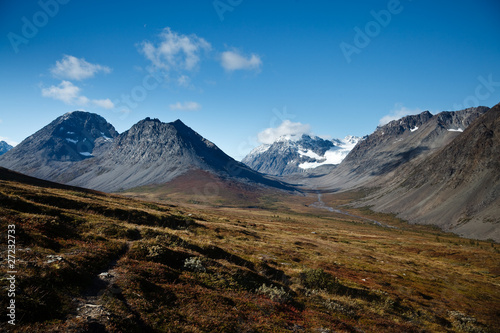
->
[360,103,500,241]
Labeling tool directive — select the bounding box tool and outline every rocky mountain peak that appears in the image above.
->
[376,111,433,137]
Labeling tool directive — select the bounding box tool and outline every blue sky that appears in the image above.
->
[1,0,499,159]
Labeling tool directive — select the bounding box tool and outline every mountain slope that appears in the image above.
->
[242,134,361,176]
[0,111,118,180]
[361,103,500,241]
[0,141,13,155]
[300,107,490,190]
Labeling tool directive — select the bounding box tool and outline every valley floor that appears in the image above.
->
[1,176,499,332]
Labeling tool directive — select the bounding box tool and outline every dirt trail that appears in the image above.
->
[71,241,132,329]
[311,193,396,229]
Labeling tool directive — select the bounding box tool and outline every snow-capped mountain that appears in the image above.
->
[0,141,13,155]
[242,134,362,176]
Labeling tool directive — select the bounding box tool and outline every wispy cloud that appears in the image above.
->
[220,50,262,72]
[257,120,310,144]
[169,101,201,111]
[379,104,423,126]
[92,98,115,109]
[139,27,211,72]
[51,55,111,81]
[41,80,114,109]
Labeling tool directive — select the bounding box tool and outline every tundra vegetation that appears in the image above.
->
[0,175,498,332]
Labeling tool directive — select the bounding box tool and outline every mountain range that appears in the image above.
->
[296,106,490,190]
[0,111,291,193]
[242,134,362,176]
[0,104,498,241]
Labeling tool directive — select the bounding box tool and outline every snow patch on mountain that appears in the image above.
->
[242,134,362,176]
[298,136,360,170]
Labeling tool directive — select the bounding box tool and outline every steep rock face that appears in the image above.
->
[242,134,361,176]
[362,103,500,241]
[0,111,118,180]
[302,106,490,190]
[0,141,13,155]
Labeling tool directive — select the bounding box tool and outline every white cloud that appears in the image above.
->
[51,55,111,81]
[41,80,88,105]
[220,50,262,72]
[257,120,311,144]
[139,27,211,72]
[169,101,201,111]
[92,98,115,109]
[41,80,114,109]
[379,104,423,126]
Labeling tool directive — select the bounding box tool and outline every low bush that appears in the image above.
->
[300,268,340,293]
[256,284,292,304]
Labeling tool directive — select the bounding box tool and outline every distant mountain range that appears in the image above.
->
[0,140,13,155]
[0,111,291,193]
[242,134,362,176]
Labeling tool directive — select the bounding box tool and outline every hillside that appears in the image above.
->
[1,167,499,332]
[360,103,500,241]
